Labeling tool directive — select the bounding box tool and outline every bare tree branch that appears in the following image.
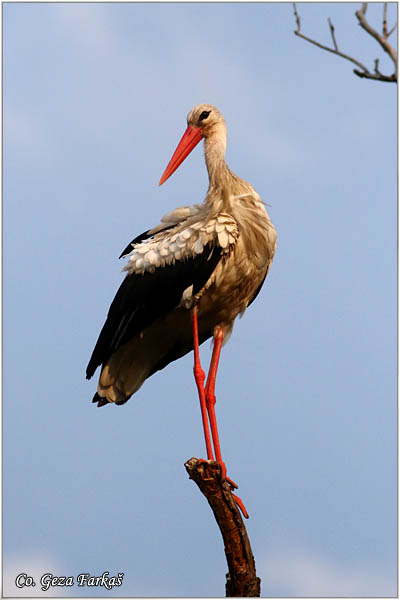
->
[293,3,370,74]
[185,458,261,597]
[355,3,397,74]
[292,2,397,83]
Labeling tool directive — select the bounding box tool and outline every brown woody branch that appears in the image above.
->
[293,2,397,83]
[355,3,397,75]
[185,458,261,597]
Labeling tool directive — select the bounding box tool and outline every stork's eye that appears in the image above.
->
[199,110,211,122]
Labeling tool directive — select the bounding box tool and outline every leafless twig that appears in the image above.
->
[355,3,397,72]
[292,2,397,83]
[387,21,397,38]
[328,18,338,51]
[383,2,388,37]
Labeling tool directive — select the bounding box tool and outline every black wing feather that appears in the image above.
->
[247,271,267,308]
[86,242,222,380]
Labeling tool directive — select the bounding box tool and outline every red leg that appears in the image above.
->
[205,329,236,486]
[192,307,214,460]
[205,328,249,518]
[204,327,225,466]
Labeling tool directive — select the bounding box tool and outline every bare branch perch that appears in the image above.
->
[185,458,261,597]
[292,2,397,83]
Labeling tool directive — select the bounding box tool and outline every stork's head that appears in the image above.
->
[159,103,226,185]
[186,104,226,136]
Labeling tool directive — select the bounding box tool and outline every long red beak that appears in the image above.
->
[159,125,203,186]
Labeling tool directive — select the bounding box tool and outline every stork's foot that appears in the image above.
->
[219,460,238,490]
[231,493,249,519]
[197,458,249,519]
[220,463,249,518]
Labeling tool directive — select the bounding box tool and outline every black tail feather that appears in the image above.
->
[92,393,109,408]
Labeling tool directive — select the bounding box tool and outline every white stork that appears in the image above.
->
[87,104,277,517]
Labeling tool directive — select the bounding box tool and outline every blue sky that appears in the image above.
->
[3,2,397,597]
